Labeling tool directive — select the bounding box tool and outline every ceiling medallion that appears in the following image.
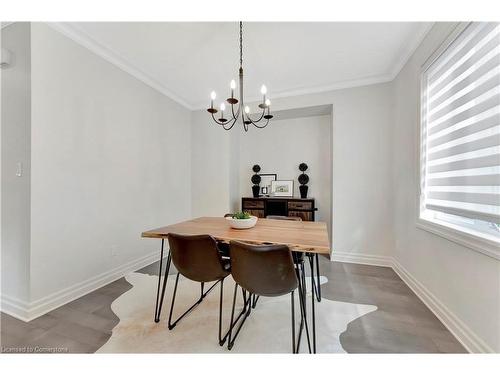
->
[207,22,273,131]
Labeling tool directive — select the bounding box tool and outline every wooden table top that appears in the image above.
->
[142,216,331,255]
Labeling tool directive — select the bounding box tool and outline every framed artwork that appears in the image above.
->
[271,180,294,197]
[259,173,277,196]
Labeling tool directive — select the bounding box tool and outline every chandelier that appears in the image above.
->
[207,22,273,131]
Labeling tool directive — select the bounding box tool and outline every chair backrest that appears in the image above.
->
[266,215,302,221]
[229,241,298,297]
[168,233,229,283]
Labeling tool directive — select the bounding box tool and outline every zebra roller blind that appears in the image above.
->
[421,22,500,224]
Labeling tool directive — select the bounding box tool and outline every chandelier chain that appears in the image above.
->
[239,21,243,69]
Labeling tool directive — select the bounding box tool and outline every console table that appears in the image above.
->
[241,196,317,221]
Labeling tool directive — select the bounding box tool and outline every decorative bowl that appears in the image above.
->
[226,215,258,229]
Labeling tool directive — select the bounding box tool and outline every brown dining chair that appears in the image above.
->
[266,214,321,303]
[266,215,302,221]
[218,213,236,257]
[226,241,310,353]
[266,214,304,263]
[167,233,231,345]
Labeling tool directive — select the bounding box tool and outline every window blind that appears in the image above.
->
[422,22,500,224]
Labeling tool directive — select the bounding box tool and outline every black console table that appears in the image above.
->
[241,196,317,221]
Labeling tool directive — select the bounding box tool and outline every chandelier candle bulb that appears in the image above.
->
[207,91,218,113]
[261,84,267,103]
[245,105,250,114]
[227,79,239,104]
[219,102,228,122]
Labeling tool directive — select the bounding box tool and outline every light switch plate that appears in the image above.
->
[16,162,22,177]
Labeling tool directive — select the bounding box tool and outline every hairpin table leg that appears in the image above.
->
[315,254,321,302]
[154,238,171,323]
[307,253,317,353]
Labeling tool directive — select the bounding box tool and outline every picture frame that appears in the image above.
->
[271,180,294,197]
[258,173,277,196]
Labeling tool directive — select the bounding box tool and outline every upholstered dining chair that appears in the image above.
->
[266,214,321,303]
[265,214,304,263]
[226,241,310,353]
[167,233,231,346]
[218,213,236,257]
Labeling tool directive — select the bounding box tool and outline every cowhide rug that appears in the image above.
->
[97,272,376,353]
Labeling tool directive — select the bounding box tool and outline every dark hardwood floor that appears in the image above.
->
[0,257,466,353]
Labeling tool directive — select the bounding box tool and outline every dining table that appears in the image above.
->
[141,216,331,353]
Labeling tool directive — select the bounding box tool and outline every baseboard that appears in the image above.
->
[391,258,494,353]
[330,251,494,353]
[0,294,31,322]
[0,251,158,322]
[331,251,393,267]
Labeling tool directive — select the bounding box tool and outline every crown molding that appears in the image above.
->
[193,23,433,110]
[45,22,432,113]
[388,22,434,80]
[190,23,434,110]
[193,73,394,110]
[45,22,194,110]
[1,22,14,29]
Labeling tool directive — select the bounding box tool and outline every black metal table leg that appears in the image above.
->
[295,256,311,354]
[315,254,321,302]
[308,254,317,353]
[154,238,172,323]
[291,290,296,353]
[308,254,322,303]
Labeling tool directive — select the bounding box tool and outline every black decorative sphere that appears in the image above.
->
[252,164,261,173]
[299,163,308,172]
[251,174,262,185]
[298,173,309,185]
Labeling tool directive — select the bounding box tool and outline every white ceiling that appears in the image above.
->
[49,22,432,109]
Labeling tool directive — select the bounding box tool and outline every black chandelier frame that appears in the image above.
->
[207,22,273,131]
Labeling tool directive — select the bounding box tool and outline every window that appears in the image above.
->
[419,22,500,256]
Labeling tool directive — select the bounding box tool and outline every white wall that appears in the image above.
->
[192,83,394,257]
[237,115,332,229]
[1,23,31,306]
[191,110,232,217]
[392,22,500,352]
[1,23,192,313]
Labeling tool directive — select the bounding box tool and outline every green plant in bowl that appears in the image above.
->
[232,211,251,219]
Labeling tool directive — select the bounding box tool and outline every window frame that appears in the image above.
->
[416,22,500,260]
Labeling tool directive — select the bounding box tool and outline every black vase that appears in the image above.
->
[252,185,260,198]
[299,185,308,199]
